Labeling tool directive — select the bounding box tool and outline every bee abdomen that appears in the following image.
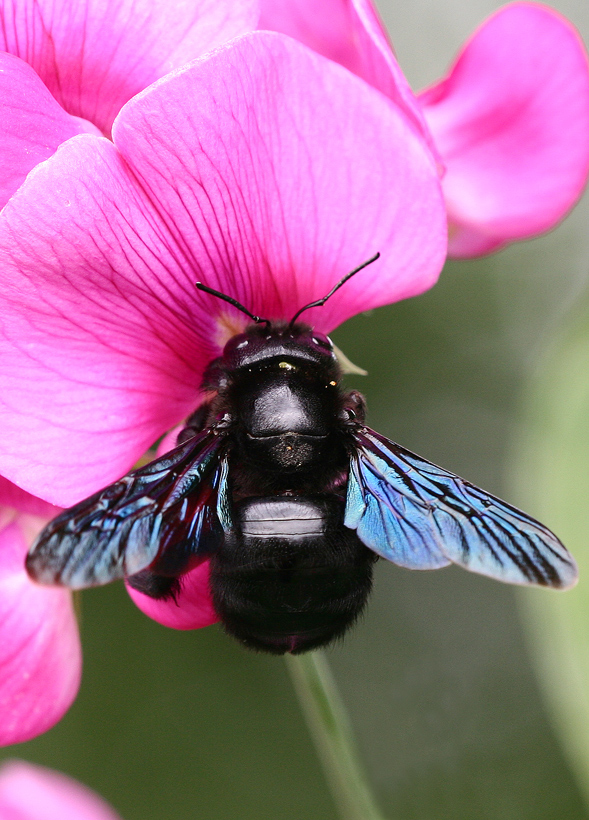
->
[209,493,375,654]
[238,496,330,539]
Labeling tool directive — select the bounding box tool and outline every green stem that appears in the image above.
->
[286,651,388,820]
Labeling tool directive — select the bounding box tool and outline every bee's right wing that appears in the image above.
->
[345,426,577,589]
[26,429,228,589]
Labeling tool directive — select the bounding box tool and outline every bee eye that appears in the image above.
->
[223,333,250,356]
[311,334,332,350]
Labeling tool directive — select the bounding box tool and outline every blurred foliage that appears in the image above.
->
[512,285,589,809]
[5,584,338,820]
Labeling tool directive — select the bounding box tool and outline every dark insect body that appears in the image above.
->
[27,261,578,654]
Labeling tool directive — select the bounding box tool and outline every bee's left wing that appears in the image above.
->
[26,430,228,589]
[345,427,577,589]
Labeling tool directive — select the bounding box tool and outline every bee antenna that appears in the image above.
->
[288,253,380,327]
[195,283,271,327]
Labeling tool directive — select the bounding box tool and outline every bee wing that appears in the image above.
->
[26,430,226,588]
[345,427,577,589]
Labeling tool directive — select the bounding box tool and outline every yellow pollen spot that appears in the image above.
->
[279,361,296,370]
[329,380,337,386]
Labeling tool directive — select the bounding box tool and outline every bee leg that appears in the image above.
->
[126,568,181,601]
[177,402,212,444]
[339,390,367,424]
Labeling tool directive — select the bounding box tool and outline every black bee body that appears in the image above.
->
[136,322,376,654]
[27,261,578,655]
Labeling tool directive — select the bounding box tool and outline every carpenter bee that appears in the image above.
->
[27,254,577,654]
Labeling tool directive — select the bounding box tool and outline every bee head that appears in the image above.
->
[196,252,379,378]
[220,322,338,372]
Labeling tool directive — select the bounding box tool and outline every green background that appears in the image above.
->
[5,1,589,818]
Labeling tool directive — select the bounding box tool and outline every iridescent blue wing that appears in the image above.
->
[345,427,577,588]
[26,429,227,589]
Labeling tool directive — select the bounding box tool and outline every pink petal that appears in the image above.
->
[0,136,214,506]
[114,32,446,331]
[419,2,589,258]
[259,0,429,143]
[0,53,89,210]
[0,33,445,505]
[0,514,81,746]
[0,0,259,134]
[0,761,121,820]
[0,475,60,518]
[126,561,218,630]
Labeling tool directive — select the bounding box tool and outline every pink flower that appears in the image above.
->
[0,760,121,820]
[261,0,589,257]
[0,0,258,208]
[0,33,446,627]
[0,479,80,746]
[0,457,214,746]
